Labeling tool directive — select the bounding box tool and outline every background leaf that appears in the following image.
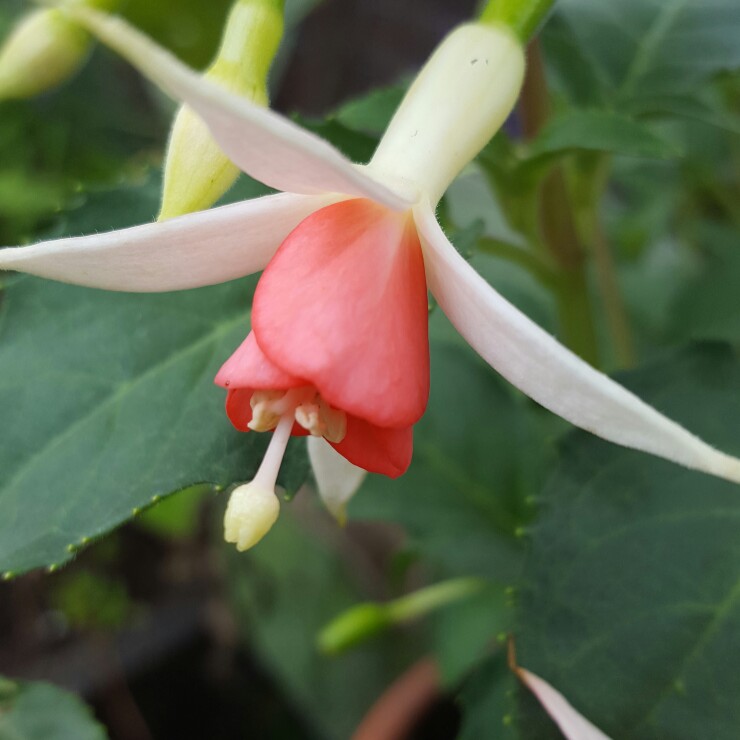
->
[224,508,418,740]
[353,339,557,583]
[0,676,106,740]
[516,343,740,739]
[528,110,679,159]
[551,0,740,112]
[0,177,308,575]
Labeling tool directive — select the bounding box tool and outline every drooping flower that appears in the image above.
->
[2,7,740,550]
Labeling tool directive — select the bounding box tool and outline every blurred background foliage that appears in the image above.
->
[0,0,739,738]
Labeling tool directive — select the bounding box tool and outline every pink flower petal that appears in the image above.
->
[215,332,304,390]
[331,417,413,478]
[253,199,430,429]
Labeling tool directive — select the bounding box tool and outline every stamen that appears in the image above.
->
[295,401,325,437]
[248,390,287,432]
[295,395,347,443]
[320,398,347,443]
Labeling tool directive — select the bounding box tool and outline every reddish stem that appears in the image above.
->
[352,658,441,740]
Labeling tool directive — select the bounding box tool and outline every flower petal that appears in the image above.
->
[216,332,304,391]
[415,204,740,484]
[63,6,414,210]
[517,668,612,740]
[307,437,367,524]
[0,192,330,292]
[253,199,430,429]
[331,417,413,478]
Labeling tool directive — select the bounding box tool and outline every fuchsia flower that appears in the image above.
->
[2,7,740,550]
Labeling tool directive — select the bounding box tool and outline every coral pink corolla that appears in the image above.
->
[215,198,429,477]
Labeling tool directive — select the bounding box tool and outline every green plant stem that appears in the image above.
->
[573,155,636,368]
[317,578,486,655]
[478,236,557,288]
[386,578,485,623]
[520,43,601,366]
[479,0,555,42]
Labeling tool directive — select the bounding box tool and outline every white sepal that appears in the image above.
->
[517,668,612,740]
[516,668,610,740]
[62,6,415,210]
[0,192,332,292]
[415,203,740,484]
[307,437,366,525]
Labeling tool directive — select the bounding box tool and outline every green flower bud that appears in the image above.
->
[0,1,120,101]
[159,0,285,220]
[0,9,88,100]
[316,603,391,655]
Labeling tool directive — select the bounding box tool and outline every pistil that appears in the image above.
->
[223,386,348,551]
[223,411,294,551]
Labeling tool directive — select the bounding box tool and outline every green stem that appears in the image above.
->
[478,236,557,288]
[573,155,636,368]
[518,41,601,366]
[479,0,555,41]
[317,578,486,655]
[386,578,485,622]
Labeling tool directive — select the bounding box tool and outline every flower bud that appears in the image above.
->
[316,603,391,655]
[0,1,119,101]
[0,9,88,100]
[158,0,285,220]
[223,481,280,551]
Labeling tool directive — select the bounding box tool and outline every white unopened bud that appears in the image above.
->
[223,481,280,551]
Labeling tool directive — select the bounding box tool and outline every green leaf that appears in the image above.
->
[528,110,680,159]
[333,84,407,136]
[457,654,521,740]
[353,340,557,582]
[0,178,308,575]
[291,116,377,162]
[516,343,740,738]
[0,677,106,740]
[551,0,740,112]
[432,585,511,687]
[669,224,740,344]
[224,509,418,740]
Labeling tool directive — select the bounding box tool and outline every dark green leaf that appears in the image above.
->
[353,341,556,582]
[291,116,378,163]
[517,343,740,739]
[552,0,740,112]
[457,654,521,740]
[0,178,308,575]
[529,110,680,159]
[333,84,407,136]
[224,509,418,740]
[432,585,511,687]
[0,677,106,740]
[669,224,740,344]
